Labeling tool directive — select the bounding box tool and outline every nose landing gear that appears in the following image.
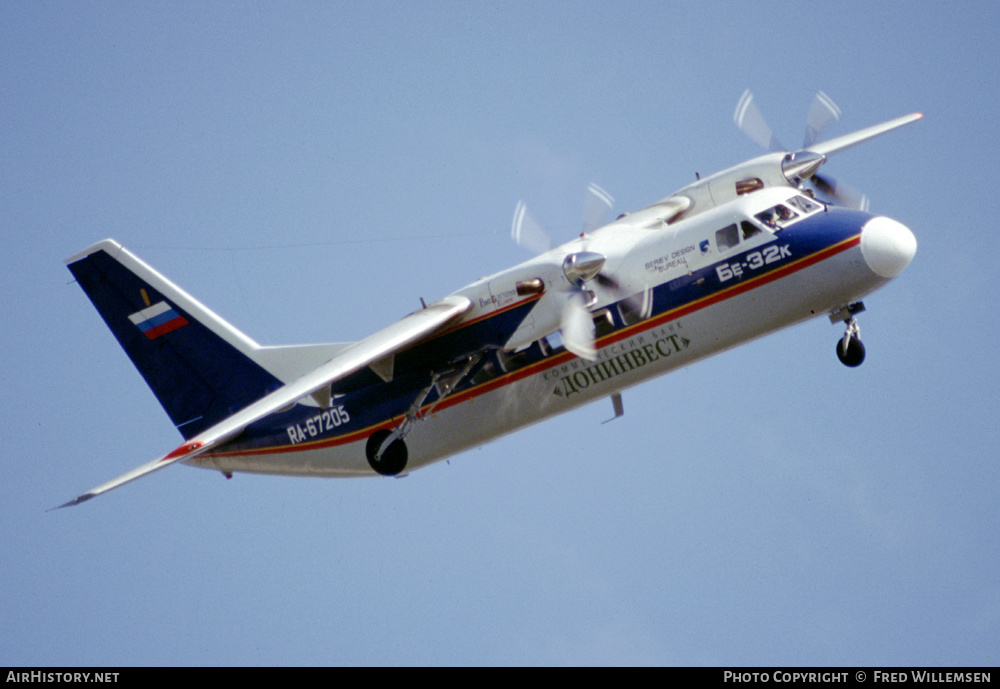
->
[830,302,866,367]
[837,325,865,367]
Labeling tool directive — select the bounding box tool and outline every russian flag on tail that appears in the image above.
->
[128,301,189,340]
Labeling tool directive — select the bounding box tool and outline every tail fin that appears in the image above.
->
[66,239,284,439]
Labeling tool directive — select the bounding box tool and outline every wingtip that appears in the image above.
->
[48,493,97,511]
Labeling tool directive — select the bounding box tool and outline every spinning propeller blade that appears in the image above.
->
[561,290,597,360]
[735,89,917,210]
[511,200,552,254]
[812,174,869,211]
[582,183,614,233]
[512,183,616,253]
[804,91,842,148]
[734,89,786,152]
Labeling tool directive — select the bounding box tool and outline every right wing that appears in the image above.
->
[807,112,923,158]
[54,295,472,508]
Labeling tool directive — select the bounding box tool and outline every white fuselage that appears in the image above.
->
[192,186,914,478]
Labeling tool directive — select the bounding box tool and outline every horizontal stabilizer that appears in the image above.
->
[53,440,215,509]
[54,294,472,508]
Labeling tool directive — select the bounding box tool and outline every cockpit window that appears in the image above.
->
[741,220,762,240]
[787,194,821,214]
[755,204,799,230]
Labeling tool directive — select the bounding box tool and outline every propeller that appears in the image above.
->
[511,201,551,254]
[560,251,605,359]
[811,174,869,212]
[511,183,615,253]
[734,89,787,152]
[804,90,842,148]
[582,183,615,233]
[734,89,869,210]
[510,186,634,360]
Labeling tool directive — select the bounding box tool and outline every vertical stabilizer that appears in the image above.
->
[66,239,283,439]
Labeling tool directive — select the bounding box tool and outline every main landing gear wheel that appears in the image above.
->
[366,430,408,476]
[836,334,866,367]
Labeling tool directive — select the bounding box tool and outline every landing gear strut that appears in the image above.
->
[830,302,866,367]
[365,353,483,476]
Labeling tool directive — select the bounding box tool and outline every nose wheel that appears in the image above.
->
[830,302,866,367]
[837,327,865,367]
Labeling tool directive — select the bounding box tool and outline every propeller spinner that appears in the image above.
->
[735,89,868,209]
[559,250,606,359]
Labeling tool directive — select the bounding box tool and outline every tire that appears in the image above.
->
[366,430,408,475]
[836,335,866,367]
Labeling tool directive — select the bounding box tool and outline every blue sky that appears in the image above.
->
[3,1,997,666]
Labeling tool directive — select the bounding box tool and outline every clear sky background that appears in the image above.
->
[3,1,997,666]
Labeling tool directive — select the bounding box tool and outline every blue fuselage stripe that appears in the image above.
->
[221,208,870,456]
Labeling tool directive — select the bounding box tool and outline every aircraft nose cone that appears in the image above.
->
[860,216,917,279]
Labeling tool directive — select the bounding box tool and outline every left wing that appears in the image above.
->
[55,295,472,508]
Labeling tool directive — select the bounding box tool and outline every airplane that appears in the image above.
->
[55,91,921,508]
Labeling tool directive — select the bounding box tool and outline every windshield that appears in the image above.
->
[755,204,797,229]
[754,194,821,230]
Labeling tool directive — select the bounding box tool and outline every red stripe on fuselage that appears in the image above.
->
[211,234,861,457]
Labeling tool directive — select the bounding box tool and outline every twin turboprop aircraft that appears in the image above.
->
[56,91,921,508]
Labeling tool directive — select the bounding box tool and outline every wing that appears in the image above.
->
[54,295,472,508]
[806,113,923,158]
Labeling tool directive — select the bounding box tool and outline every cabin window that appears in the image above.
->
[592,309,615,339]
[498,340,550,372]
[715,224,740,251]
[544,331,566,353]
[618,289,652,325]
[498,346,530,372]
[469,358,499,386]
[538,311,616,355]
